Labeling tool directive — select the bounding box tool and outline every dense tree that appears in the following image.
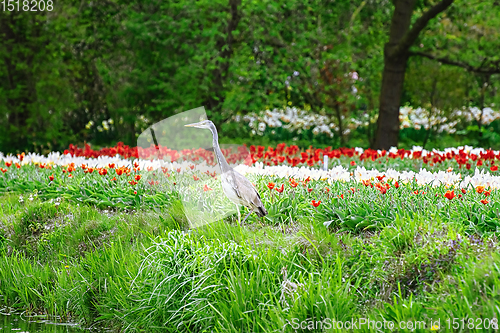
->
[0,0,499,154]
[374,0,500,149]
[374,0,454,149]
[222,0,389,145]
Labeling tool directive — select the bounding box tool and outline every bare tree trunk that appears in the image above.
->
[374,0,416,149]
[375,55,409,149]
[373,0,454,149]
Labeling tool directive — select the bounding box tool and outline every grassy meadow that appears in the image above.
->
[0,150,499,332]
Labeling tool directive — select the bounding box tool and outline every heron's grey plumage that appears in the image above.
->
[185,120,268,223]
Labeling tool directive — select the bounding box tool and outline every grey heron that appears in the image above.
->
[184,120,268,224]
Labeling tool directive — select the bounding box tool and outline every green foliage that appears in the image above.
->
[102,231,255,331]
[19,199,59,234]
[0,190,499,331]
[1,0,499,153]
[0,228,5,253]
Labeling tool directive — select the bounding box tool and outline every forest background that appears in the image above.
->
[1,0,500,155]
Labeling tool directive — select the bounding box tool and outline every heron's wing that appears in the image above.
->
[230,170,264,207]
[225,170,243,199]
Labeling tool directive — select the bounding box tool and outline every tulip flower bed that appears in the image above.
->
[0,145,499,332]
[57,142,500,172]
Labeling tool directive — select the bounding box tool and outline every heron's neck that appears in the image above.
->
[210,126,231,173]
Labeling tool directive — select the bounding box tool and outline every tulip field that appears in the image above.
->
[1,143,500,332]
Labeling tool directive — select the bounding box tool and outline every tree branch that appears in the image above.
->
[391,0,454,57]
[409,51,500,74]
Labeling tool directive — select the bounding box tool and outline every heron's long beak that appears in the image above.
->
[184,122,201,127]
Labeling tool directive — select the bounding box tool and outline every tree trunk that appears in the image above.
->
[374,0,415,149]
[373,0,454,149]
[374,54,409,149]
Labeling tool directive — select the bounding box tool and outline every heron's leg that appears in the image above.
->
[236,204,241,225]
[242,210,252,224]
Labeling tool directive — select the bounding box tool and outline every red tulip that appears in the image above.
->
[311,200,321,207]
[276,184,284,193]
[289,178,298,188]
[49,174,54,181]
[444,190,455,200]
[481,199,489,205]
[135,175,141,181]
[491,165,498,172]
[267,182,275,190]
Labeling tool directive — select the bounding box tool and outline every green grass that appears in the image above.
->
[0,189,499,332]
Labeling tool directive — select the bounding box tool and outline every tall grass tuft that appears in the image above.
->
[100,230,255,331]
